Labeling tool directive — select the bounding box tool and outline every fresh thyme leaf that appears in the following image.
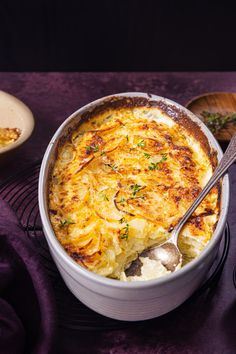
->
[148,162,159,171]
[120,223,129,239]
[100,151,106,156]
[201,111,236,133]
[119,217,126,224]
[161,153,167,161]
[103,194,109,201]
[86,144,99,153]
[137,140,145,148]
[126,135,129,142]
[60,218,75,226]
[144,152,151,159]
[117,197,126,203]
[130,183,142,195]
[105,163,118,171]
[148,154,167,170]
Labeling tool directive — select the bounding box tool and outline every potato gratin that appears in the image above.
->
[49,98,220,281]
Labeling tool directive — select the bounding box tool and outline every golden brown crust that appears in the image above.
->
[80,96,213,157]
[56,96,214,162]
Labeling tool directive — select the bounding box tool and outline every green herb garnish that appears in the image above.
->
[130,195,145,200]
[60,218,75,226]
[201,111,236,133]
[86,144,99,153]
[137,140,145,148]
[103,194,109,201]
[105,163,118,171]
[117,197,126,203]
[161,153,167,161]
[144,152,151,159]
[119,217,126,224]
[148,154,167,170]
[100,151,106,156]
[120,223,129,240]
[130,183,142,195]
[148,162,159,171]
[126,135,129,142]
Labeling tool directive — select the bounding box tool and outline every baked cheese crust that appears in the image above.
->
[49,101,220,280]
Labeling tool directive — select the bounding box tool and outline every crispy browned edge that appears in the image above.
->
[46,95,221,228]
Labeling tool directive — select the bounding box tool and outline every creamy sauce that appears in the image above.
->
[120,257,171,281]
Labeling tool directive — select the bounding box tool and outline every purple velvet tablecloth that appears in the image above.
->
[1,72,236,354]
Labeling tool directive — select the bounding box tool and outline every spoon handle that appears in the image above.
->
[173,133,236,237]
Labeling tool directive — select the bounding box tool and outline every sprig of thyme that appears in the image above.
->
[201,111,236,133]
[86,144,99,153]
[60,218,75,226]
[148,153,167,170]
[161,153,167,161]
[119,217,126,224]
[148,162,159,171]
[137,140,145,148]
[144,152,151,159]
[116,197,126,203]
[120,223,129,240]
[130,183,142,195]
[105,163,118,171]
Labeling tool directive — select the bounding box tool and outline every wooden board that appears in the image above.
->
[186,92,236,142]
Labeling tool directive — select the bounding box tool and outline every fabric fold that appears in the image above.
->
[0,198,56,354]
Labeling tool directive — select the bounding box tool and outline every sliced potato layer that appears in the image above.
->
[49,106,220,280]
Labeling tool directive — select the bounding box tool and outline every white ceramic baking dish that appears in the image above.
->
[39,93,229,321]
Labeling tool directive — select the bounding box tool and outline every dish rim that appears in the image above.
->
[39,92,230,289]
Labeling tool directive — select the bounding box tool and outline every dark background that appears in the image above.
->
[0,0,236,71]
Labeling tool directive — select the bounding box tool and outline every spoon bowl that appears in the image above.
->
[142,242,182,272]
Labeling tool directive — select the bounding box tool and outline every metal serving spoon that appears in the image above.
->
[125,134,236,277]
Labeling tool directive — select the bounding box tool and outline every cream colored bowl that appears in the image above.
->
[39,93,229,321]
[0,90,34,154]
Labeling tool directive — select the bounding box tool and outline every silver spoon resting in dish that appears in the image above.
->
[125,133,236,277]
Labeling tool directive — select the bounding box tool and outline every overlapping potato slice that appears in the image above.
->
[49,105,220,280]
